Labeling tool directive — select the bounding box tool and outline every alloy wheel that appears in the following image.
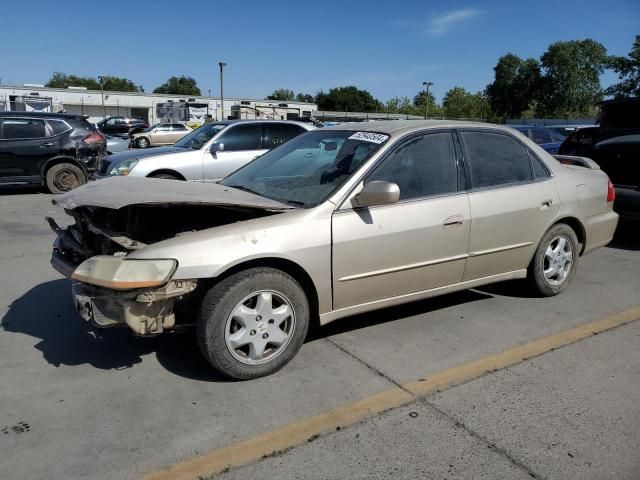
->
[224,290,296,365]
[543,235,573,285]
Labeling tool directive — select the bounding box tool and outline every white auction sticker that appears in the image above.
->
[348,132,389,144]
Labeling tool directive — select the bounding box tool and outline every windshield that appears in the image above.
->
[174,122,227,149]
[143,124,158,132]
[221,130,389,207]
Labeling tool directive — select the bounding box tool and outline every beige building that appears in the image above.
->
[0,84,316,126]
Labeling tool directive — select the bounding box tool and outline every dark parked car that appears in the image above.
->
[0,112,107,193]
[96,116,148,136]
[559,97,640,220]
[511,126,565,154]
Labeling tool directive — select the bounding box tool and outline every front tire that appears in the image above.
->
[197,268,310,379]
[136,137,150,148]
[528,223,579,296]
[45,163,86,193]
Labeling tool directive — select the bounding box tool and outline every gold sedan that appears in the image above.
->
[50,121,618,379]
[130,123,192,148]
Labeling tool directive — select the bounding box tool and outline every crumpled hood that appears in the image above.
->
[53,176,293,211]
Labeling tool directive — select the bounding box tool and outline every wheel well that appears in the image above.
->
[553,217,586,254]
[42,157,87,180]
[147,169,186,180]
[210,258,320,327]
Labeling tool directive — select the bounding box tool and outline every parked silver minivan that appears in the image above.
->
[99,120,315,181]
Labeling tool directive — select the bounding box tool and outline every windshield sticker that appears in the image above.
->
[348,132,389,144]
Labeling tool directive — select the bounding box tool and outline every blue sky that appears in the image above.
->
[1,0,638,102]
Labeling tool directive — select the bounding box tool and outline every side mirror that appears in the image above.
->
[211,143,225,152]
[352,181,400,208]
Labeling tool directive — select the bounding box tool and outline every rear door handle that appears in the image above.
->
[443,214,464,228]
[540,199,553,210]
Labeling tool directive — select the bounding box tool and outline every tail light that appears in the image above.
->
[607,179,615,203]
[83,132,105,144]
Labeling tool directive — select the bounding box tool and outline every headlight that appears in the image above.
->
[109,158,138,176]
[71,256,177,290]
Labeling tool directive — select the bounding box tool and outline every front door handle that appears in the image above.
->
[40,142,54,148]
[443,214,464,228]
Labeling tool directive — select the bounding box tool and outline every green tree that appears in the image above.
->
[100,75,143,92]
[538,39,608,117]
[486,54,540,118]
[45,72,142,92]
[46,72,100,90]
[606,34,640,98]
[413,89,442,117]
[266,88,295,101]
[315,86,382,112]
[295,93,315,103]
[442,87,489,119]
[153,76,201,96]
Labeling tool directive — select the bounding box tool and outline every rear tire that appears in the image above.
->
[45,163,86,194]
[197,268,310,379]
[136,137,150,148]
[149,172,181,180]
[528,223,579,296]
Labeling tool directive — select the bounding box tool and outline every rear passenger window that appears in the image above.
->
[461,131,532,188]
[263,124,304,149]
[368,132,457,201]
[48,120,71,136]
[2,118,47,139]
[530,152,550,179]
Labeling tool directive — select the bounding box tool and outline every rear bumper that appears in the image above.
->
[614,186,640,221]
[582,209,619,254]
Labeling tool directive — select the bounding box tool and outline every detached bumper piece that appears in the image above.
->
[71,279,197,336]
[51,247,197,336]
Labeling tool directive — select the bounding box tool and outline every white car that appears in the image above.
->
[100,120,315,181]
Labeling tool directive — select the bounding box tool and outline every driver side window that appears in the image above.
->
[217,124,262,151]
[367,132,458,201]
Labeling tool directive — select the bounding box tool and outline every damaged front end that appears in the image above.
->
[48,200,281,336]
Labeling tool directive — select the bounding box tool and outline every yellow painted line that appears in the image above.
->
[144,306,640,480]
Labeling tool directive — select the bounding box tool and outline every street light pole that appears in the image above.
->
[98,76,106,118]
[422,81,433,119]
[219,62,227,120]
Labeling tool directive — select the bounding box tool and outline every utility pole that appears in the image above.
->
[219,62,227,120]
[98,75,106,118]
[422,81,433,119]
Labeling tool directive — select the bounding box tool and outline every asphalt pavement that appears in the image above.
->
[1,187,638,480]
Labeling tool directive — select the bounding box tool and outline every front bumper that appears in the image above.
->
[51,249,196,336]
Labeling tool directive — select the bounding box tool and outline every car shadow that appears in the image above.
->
[1,279,226,382]
[0,185,46,196]
[472,279,541,299]
[308,289,493,340]
[3,279,496,382]
[606,219,640,251]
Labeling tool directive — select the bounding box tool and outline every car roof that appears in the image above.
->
[319,120,517,138]
[0,111,87,120]
[216,119,314,128]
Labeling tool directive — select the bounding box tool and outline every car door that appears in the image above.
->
[332,130,471,310]
[203,123,264,181]
[459,129,559,281]
[150,125,172,145]
[0,117,52,181]
[169,124,188,143]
